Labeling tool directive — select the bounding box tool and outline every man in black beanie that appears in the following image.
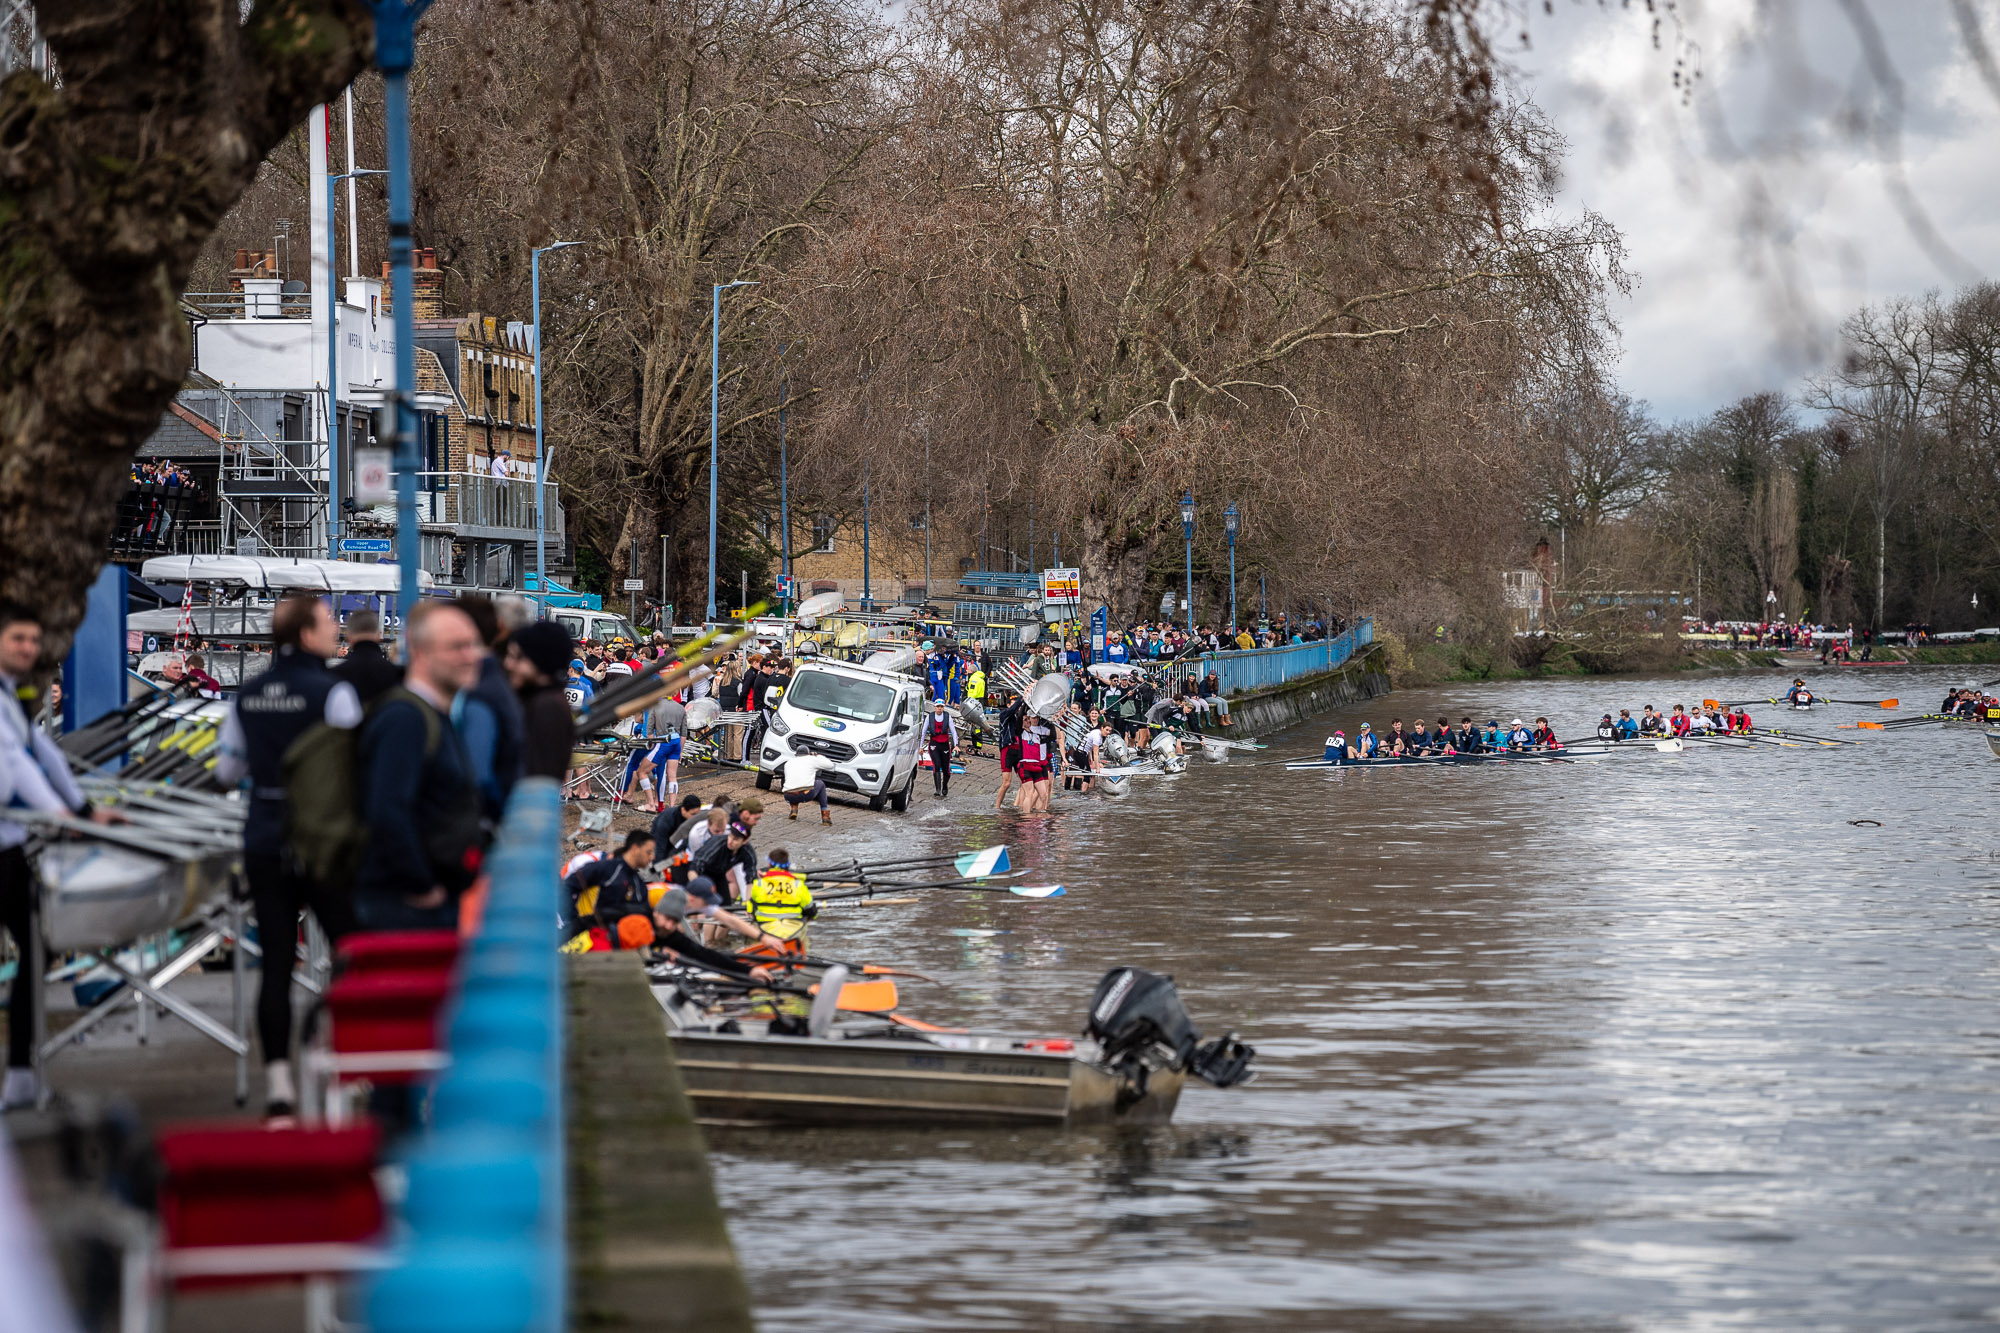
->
[504,620,577,782]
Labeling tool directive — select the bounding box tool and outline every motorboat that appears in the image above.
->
[649,963,1252,1128]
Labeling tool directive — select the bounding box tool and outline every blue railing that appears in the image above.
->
[368,779,565,1333]
[1175,617,1374,696]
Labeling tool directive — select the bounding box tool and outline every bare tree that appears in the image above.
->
[0,1,371,662]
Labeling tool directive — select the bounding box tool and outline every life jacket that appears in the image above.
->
[1019,729,1049,765]
[746,866,813,926]
[928,713,954,746]
[967,670,986,700]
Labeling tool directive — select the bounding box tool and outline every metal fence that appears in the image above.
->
[1173,617,1374,696]
[415,472,565,537]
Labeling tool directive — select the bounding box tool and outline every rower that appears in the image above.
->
[682,876,777,951]
[1451,717,1479,753]
[1506,718,1533,750]
[1614,710,1638,740]
[1638,705,1664,736]
[689,819,756,906]
[563,829,656,940]
[1482,719,1505,751]
[1731,706,1753,732]
[744,848,817,934]
[1409,719,1435,753]
[1687,709,1715,734]
[1668,704,1690,736]
[1531,717,1559,750]
[1352,723,1378,759]
[1785,678,1815,707]
[650,888,776,982]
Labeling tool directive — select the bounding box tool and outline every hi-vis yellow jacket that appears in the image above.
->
[746,866,813,926]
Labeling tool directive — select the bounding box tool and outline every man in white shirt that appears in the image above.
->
[0,602,121,1110]
[780,749,836,825]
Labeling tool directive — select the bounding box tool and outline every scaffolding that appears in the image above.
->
[210,387,330,560]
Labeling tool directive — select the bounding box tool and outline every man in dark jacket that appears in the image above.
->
[454,595,527,822]
[505,619,577,782]
[354,600,487,930]
[213,593,362,1120]
[332,609,403,703]
[562,829,655,936]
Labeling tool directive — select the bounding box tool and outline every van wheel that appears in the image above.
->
[888,771,913,812]
[754,771,772,791]
[868,787,889,811]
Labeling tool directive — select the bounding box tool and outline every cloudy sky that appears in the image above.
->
[1505,0,2000,423]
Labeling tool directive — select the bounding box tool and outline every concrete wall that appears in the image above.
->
[1207,644,1391,740]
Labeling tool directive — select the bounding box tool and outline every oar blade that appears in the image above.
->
[1857,721,1884,729]
[953,845,1011,878]
[805,978,900,1012]
[1006,883,1066,898]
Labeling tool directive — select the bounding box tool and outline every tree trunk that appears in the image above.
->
[0,2,371,669]
[1076,510,1157,624]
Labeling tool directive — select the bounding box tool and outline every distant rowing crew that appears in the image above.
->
[1309,703,1758,763]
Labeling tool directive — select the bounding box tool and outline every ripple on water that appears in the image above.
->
[712,669,2000,1331]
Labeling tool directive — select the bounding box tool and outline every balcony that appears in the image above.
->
[415,472,565,542]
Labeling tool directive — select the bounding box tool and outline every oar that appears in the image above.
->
[767,956,942,984]
[793,844,1010,880]
[1825,697,1899,709]
[696,975,901,1012]
[823,877,1065,900]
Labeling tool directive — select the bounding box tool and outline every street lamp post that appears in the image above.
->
[708,279,758,624]
[531,240,581,616]
[1224,503,1239,635]
[778,345,791,612]
[370,0,437,625]
[325,166,384,559]
[1179,491,1196,633]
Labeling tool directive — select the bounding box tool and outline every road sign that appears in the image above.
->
[1090,605,1108,655]
[341,538,392,554]
[354,448,394,504]
[1041,567,1080,606]
[622,578,645,591]
[776,574,797,600]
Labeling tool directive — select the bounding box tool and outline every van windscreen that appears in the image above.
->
[787,669,896,723]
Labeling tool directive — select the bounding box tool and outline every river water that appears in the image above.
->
[707,667,2000,1331]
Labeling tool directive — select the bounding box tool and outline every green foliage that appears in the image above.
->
[575,545,610,598]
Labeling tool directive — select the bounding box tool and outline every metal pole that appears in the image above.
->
[708,279,757,624]
[862,468,872,610]
[778,349,790,587]
[923,430,931,601]
[1229,536,1237,634]
[327,168,341,559]
[629,535,638,627]
[1184,533,1194,632]
[375,6,430,625]
[708,282,721,625]
[532,249,544,614]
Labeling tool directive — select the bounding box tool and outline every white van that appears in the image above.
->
[753,655,928,811]
[549,607,646,648]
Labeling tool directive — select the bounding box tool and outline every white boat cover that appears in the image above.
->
[140,554,435,593]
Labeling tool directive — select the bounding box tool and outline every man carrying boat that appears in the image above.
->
[0,601,124,1111]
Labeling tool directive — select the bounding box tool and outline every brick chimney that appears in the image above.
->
[227,249,278,292]
[377,249,446,318]
[413,248,444,319]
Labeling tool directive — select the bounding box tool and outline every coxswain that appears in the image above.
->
[1595,713,1616,741]
[1322,730,1349,763]
[744,848,816,933]
[925,700,961,798]
[1985,694,2000,724]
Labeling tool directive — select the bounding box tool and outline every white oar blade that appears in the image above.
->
[953,845,1011,878]
[1654,739,1684,753]
[1007,883,1066,898]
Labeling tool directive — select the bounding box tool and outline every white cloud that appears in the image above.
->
[1509,0,2000,423]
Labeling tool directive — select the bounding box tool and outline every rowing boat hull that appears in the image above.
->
[1987,731,2000,759]
[656,990,1184,1127]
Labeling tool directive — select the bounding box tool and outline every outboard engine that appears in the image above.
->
[1084,967,1255,1107]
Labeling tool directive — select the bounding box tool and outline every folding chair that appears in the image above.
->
[154,1122,389,1331]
